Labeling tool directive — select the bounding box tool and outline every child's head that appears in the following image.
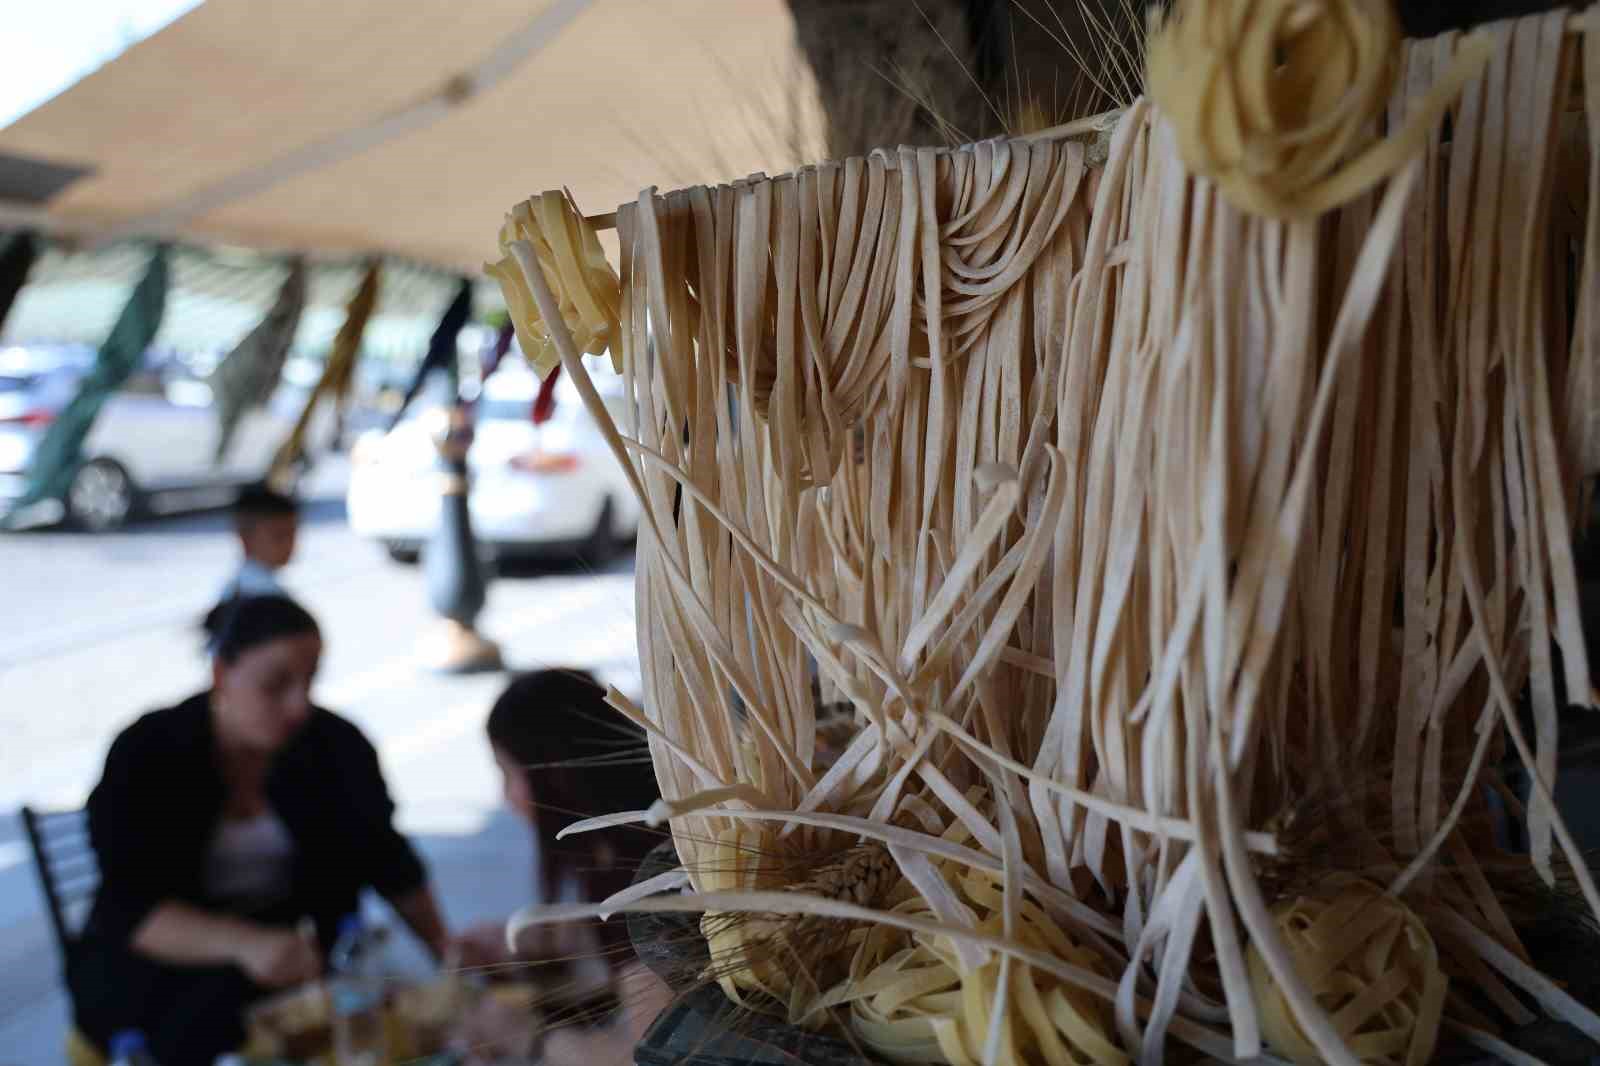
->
[234,483,299,570]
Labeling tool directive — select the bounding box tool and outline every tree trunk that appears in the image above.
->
[786,0,1578,161]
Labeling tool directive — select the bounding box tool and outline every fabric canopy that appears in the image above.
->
[0,241,471,359]
[8,245,169,516]
[0,0,822,275]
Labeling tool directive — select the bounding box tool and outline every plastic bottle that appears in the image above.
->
[108,1030,159,1066]
[328,913,389,1066]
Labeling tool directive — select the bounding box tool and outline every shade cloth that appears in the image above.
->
[5,245,169,518]
[0,229,39,333]
[391,276,473,428]
[0,0,819,274]
[269,260,379,479]
[208,257,307,463]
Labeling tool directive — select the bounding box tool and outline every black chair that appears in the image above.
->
[19,805,98,971]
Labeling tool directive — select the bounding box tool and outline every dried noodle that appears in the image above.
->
[494,5,1600,1064]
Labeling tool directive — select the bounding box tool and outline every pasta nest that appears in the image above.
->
[836,864,1127,1066]
[1247,876,1447,1066]
[1146,0,1487,219]
[488,189,620,377]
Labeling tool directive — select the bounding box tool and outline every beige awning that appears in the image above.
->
[0,0,822,275]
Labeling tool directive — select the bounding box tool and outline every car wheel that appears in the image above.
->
[579,497,617,566]
[67,458,138,532]
[385,542,420,565]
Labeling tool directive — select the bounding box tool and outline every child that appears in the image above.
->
[221,483,298,601]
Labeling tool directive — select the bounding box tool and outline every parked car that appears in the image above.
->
[346,360,640,562]
[0,344,329,531]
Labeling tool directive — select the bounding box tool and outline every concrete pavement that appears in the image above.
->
[0,459,642,1063]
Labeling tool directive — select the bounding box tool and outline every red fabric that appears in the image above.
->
[532,363,561,425]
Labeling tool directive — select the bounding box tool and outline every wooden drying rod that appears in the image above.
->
[578,110,1120,234]
[578,9,1595,235]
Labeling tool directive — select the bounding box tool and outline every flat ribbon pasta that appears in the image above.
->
[840,865,1127,1066]
[488,189,620,376]
[1247,878,1447,1066]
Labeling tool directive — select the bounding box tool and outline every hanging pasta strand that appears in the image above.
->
[490,6,1600,1062]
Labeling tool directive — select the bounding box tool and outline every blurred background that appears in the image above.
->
[0,3,1138,1062]
[0,1,1502,1062]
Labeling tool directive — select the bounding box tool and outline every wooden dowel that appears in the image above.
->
[579,108,1124,233]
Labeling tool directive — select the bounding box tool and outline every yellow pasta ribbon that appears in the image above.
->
[1147,0,1492,219]
[844,866,1127,1066]
[697,825,797,1008]
[1247,877,1447,1066]
[487,189,620,377]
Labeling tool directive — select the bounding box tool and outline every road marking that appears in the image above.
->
[384,696,487,767]
[317,660,416,708]
[318,580,635,708]
[0,552,394,665]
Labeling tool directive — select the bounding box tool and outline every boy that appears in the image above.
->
[221,483,298,600]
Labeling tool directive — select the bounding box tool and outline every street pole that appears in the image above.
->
[419,402,502,674]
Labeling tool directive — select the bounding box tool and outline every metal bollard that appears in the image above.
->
[418,403,502,674]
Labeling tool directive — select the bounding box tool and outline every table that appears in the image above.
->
[242,978,464,1064]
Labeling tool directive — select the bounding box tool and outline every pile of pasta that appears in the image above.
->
[497,5,1600,1063]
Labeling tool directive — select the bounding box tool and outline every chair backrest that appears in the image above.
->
[19,805,98,965]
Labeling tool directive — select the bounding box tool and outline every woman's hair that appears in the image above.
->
[487,669,659,914]
[202,594,320,663]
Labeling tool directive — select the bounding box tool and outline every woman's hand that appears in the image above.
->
[236,926,321,989]
[390,885,452,963]
[447,921,512,975]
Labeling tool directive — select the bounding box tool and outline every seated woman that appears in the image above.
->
[69,595,453,1066]
[453,669,673,1063]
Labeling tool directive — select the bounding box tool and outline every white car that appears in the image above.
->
[0,344,330,530]
[346,361,641,562]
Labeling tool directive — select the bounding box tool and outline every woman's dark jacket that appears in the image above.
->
[71,692,426,1006]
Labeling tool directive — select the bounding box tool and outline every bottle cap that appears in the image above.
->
[109,1030,147,1057]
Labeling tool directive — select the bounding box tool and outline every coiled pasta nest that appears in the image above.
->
[1247,877,1446,1066]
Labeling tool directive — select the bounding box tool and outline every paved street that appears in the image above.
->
[0,459,641,1063]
